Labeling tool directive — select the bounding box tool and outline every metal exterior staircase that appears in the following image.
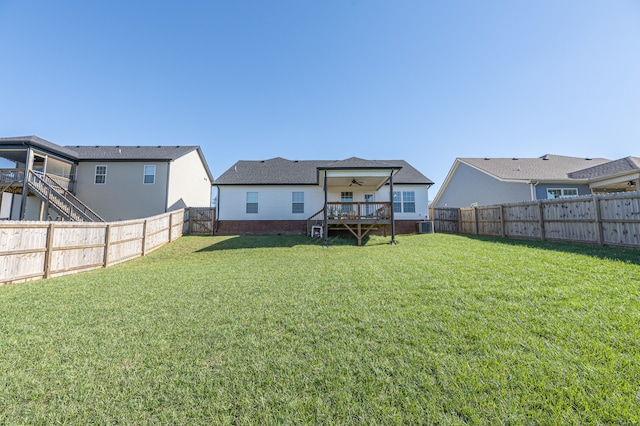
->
[27,171,104,222]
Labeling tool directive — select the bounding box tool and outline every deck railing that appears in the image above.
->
[27,171,104,222]
[0,169,75,191]
[326,201,392,220]
[0,168,25,183]
[308,202,392,223]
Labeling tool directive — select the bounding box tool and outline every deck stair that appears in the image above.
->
[26,171,104,222]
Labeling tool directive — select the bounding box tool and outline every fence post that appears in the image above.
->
[474,207,479,235]
[593,194,604,245]
[500,205,506,238]
[187,208,193,235]
[103,224,111,267]
[142,220,148,256]
[168,212,174,242]
[537,201,546,241]
[44,223,55,279]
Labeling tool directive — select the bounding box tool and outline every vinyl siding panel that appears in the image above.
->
[75,161,169,221]
[434,162,531,208]
[219,186,325,220]
[166,150,212,210]
[218,184,429,220]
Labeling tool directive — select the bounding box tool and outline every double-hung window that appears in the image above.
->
[341,191,353,213]
[393,191,416,213]
[94,165,107,184]
[547,188,578,199]
[292,191,304,214]
[402,191,415,212]
[143,165,156,184]
[246,192,258,213]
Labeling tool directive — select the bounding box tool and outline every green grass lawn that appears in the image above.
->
[0,233,639,424]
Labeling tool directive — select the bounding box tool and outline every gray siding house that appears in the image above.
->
[432,154,640,208]
[0,136,213,221]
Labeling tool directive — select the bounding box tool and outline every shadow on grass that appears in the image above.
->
[458,234,640,265]
[196,234,373,251]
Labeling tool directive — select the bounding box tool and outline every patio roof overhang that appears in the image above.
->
[589,172,640,191]
[317,166,402,191]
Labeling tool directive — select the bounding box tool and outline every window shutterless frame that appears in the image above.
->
[143,165,156,184]
[246,192,258,213]
[94,165,107,184]
[292,191,304,214]
[547,188,578,199]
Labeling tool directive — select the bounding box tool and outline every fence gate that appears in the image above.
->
[189,207,215,235]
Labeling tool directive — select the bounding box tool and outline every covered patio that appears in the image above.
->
[312,158,401,246]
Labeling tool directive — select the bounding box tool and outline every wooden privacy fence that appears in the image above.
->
[0,209,189,285]
[430,191,640,249]
[188,207,216,235]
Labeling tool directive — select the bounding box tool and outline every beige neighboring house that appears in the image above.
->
[0,136,213,222]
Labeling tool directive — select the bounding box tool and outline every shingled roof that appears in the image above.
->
[0,135,80,160]
[0,136,214,182]
[568,156,640,179]
[215,157,433,185]
[460,154,611,181]
[66,145,201,161]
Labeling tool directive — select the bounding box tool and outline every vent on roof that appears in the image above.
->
[137,146,141,148]
[586,158,592,160]
[512,157,518,160]
[260,160,265,163]
[484,158,490,160]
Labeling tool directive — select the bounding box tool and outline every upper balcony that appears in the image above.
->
[0,169,75,193]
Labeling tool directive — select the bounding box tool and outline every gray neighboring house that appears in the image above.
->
[0,136,213,221]
[432,154,640,208]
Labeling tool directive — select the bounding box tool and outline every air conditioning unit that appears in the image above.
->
[416,221,434,234]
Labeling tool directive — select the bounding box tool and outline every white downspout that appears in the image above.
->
[530,181,539,200]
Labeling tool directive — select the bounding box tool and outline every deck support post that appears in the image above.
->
[322,172,328,247]
[389,170,396,244]
[19,148,32,220]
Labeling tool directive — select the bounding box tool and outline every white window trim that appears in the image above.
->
[292,191,304,214]
[393,191,416,213]
[143,165,156,184]
[94,165,107,185]
[246,192,258,214]
[547,188,578,199]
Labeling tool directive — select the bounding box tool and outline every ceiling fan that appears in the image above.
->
[349,179,363,186]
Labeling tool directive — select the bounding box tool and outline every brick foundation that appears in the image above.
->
[215,220,422,236]
[216,220,308,236]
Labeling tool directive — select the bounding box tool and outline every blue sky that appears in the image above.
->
[1,1,639,196]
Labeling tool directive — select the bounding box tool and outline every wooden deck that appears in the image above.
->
[308,201,393,245]
[0,169,25,193]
